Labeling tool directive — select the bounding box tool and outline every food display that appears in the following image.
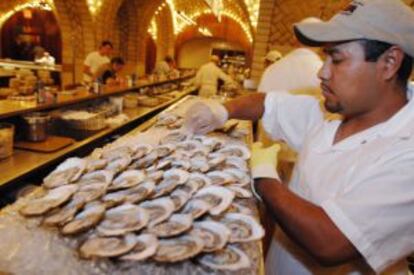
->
[0,123,14,159]
[1,97,263,274]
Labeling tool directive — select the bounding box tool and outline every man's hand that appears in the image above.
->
[250,142,281,200]
[183,100,228,134]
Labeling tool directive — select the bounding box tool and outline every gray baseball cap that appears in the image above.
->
[294,0,414,58]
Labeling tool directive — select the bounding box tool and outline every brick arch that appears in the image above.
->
[155,4,175,62]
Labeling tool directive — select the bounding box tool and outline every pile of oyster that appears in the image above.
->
[19,126,263,271]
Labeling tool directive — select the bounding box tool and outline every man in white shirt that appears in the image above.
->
[194,55,236,97]
[184,0,414,274]
[83,40,113,83]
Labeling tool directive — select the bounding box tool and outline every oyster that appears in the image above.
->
[225,169,251,187]
[198,245,250,271]
[171,159,191,171]
[208,153,226,169]
[188,173,212,189]
[155,159,172,170]
[131,144,153,160]
[97,204,149,236]
[176,179,201,196]
[101,146,132,161]
[221,213,265,243]
[152,169,189,198]
[176,140,201,151]
[61,202,106,235]
[148,214,193,237]
[194,186,235,216]
[43,199,85,226]
[181,199,211,219]
[170,189,191,211]
[120,234,159,261]
[43,158,86,189]
[105,156,131,174]
[189,156,210,173]
[226,202,255,216]
[153,235,204,263]
[227,185,253,199]
[218,145,250,160]
[155,144,175,158]
[131,150,158,169]
[85,158,108,173]
[190,221,230,252]
[160,130,189,144]
[123,181,156,204]
[109,170,146,191]
[19,185,78,216]
[140,197,175,227]
[73,171,113,203]
[147,170,164,182]
[225,157,248,172]
[206,171,235,186]
[80,234,137,259]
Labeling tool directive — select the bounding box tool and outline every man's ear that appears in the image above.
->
[380,46,405,81]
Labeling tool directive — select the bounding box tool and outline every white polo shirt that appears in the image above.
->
[262,89,414,274]
[83,51,110,83]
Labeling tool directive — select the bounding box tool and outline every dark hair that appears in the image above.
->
[111,57,124,65]
[357,39,413,87]
[101,40,113,48]
[164,56,173,63]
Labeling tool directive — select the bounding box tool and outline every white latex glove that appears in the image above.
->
[250,142,281,200]
[183,100,228,135]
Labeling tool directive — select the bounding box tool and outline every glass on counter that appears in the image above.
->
[0,123,14,159]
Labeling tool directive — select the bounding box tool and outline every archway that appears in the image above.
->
[1,8,62,63]
[145,35,157,74]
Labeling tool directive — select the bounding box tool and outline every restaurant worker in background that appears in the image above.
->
[97,57,125,86]
[194,55,237,98]
[83,40,113,83]
[184,0,414,274]
[153,56,176,77]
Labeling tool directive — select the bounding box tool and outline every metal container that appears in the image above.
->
[23,112,50,142]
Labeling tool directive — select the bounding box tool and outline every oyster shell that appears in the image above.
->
[225,169,251,187]
[225,157,248,172]
[188,173,212,189]
[206,171,235,186]
[194,186,235,216]
[208,153,226,169]
[120,234,159,261]
[105,156,131,174]
[189,156,210,173]
[123,181,156,204]
[154,159,172,170]
[221,213,265,243]
[109,170,146,191]
[148,214,193,237]
[147,170,164,182]
[181,199,211,219]
[97,204,149,236]
[171,159,191,171]
[170,189,191,211]
[190,221,230,252]
[198,245,250,271]
[19,185,78,216]
[227,185,253,199]
[61,202,106,235]
[226,202,255,216]
[131,144,153,160]
[80,233,137,259]
[140,197,175,227]
[73,171,113,203]
[160,130,189,144]
[85,158,108,173]
[176,140,201,151]
[153,235,204,263]
[152,169,189,198]
[43,158,86,189]
[131,150,158,169]
[176,179,201,196]
[155,144,175,158]
[43,199,85,226]
[101,146,132,161]
[218,144,251,160]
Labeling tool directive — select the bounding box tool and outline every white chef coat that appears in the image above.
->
[262,88,414,274]
[154,60,171,76]
[194,62,234,97]
[258,48,322,95]
[83,51,110,83]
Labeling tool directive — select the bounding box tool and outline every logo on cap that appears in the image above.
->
[341,0,364,15]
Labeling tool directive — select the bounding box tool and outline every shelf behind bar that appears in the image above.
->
[0,88,196,190]
[0,74,194,120]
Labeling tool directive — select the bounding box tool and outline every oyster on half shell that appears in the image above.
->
[152,168,189,198]
[97,204,149,236]
[105,156,132,174]
[109,170,146,191]
[120,234,159,261]
[206,171,235,186]
[43,199,85,226]
[73,171,113,203]
[194,186,235,216]
[198,245,250,271]
[19,185,78,216]
[170,189,191,211]
[80,233,137,259]
[148,214,193,237]
[153,235,204,263]
[61,202,106,235]
[181,199,211,219]
[221,213,265,243]
[140,197,175,227]
[43,158,86,189]
[190,221,230,252]
[218,144,251,160]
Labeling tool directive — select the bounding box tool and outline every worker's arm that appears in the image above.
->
[224,93,266,121]
[255,178,360,265]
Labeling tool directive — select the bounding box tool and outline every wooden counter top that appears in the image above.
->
[0,88,196,189]
[0,74,194,120]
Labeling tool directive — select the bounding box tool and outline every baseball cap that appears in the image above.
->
[294,0,414,58]
[264,50,282,63]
